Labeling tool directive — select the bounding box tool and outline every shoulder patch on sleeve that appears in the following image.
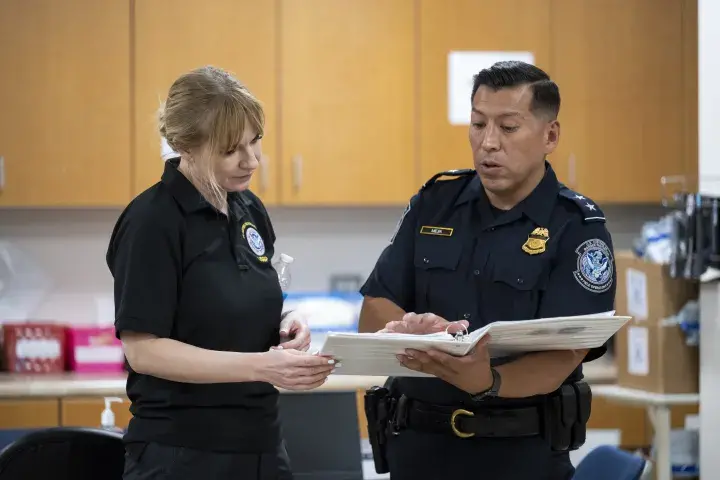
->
[421,169,476,192]
[389,200,412,244]
[573,238,614,293]
[558,186,606,223]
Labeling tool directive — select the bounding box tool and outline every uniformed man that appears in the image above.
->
[358,61,616,480]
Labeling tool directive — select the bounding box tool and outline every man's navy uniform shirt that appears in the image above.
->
[360,162,617,406]
[107,159,284,453]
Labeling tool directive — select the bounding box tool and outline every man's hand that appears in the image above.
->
[379,312,469,335]
[397,336,493,394]
[277,310,311,352]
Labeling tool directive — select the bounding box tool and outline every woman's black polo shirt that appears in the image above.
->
[106,159,284,453]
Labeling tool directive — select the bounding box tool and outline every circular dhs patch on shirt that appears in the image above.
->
[573,238,613,293]
[241,221,266,258]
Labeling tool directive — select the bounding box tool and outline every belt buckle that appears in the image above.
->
[450,408,475,438]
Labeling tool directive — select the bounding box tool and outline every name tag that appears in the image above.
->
[420,226,453,237]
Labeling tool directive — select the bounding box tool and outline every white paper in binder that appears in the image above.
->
[319,311,631,377]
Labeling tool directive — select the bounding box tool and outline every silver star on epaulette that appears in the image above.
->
[585,203,596,211]
[575,194,585,200]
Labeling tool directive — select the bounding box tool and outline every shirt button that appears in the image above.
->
[517,277,524,285]
[474,270,480,276]
[423,258,430,264]
[463,313,471,319]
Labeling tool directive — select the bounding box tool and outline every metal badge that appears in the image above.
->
[521,227,550,255]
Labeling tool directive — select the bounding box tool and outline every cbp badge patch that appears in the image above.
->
[241,221,267,261]
[574,238,613,293]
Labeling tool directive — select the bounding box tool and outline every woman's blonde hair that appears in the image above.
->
[158,65,264,212]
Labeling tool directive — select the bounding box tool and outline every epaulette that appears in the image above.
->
[420,169,475,192]
[557,185,606,223]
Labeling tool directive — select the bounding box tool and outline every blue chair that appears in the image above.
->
[574,445,648,480]
[0,427,125,480]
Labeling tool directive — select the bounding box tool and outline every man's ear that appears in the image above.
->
[544,120,560,155]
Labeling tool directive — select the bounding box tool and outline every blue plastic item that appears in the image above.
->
[573,445,647,480]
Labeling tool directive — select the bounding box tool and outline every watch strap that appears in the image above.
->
[471,367,501,401]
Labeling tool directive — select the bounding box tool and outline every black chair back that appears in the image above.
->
[0,427,125,480]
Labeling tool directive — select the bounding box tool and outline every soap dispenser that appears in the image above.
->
[100,397,124,433]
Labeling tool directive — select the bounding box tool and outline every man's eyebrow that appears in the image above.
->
[471,107,523,118]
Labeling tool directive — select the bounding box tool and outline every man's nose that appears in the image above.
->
[481,124,501,151]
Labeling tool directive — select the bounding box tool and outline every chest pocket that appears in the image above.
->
[413,235,464,320]
[484,259,550,322]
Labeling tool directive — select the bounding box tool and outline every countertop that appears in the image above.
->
[0,357,617,399]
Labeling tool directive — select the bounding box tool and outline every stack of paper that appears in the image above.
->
[319,312,631,377]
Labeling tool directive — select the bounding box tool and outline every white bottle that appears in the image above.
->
[100,397,124,433]
[273,253,294,293]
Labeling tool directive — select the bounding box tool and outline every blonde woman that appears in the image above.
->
[107,66,334,479]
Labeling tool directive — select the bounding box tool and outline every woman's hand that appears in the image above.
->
[278,310,311,351]
[256,348,335,390]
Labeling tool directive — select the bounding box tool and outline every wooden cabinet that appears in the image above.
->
[681,0,699,194]
[279,0,416,205]
[0,1,700,208]
[0,0,131,207]
[133,0,279,204]
[0,399,59,429]
[418,0,554,184]
[550,0,697,203]
[60,396,132,429]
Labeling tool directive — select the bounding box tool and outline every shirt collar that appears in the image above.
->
[455,161,560,228]
[161,159,251,214]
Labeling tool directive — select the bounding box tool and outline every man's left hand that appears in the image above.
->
[278,311,311,351]
[397,335,493,394]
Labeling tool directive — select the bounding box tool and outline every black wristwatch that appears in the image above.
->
[470,368,501,402]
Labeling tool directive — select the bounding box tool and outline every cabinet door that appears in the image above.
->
[551,0,689,203]
[134,0,279,204]
[681,0,698,193]
[0,399,59,429]
[280,0,416,205]
[419,0,553,184]
[61,397,132,429]
[0,0,131,207]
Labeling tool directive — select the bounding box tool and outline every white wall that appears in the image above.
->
[698,0,720,473]
[0,204,665,326]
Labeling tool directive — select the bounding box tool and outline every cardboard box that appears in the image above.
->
[614,251,699,394]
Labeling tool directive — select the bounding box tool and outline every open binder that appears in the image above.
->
[319,312,631,377]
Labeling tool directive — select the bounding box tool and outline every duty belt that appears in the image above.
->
[389,395,542,439]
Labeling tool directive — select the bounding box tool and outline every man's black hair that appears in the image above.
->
[471,61,560,119]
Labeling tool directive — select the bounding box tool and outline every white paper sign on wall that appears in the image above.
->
[447,51,535,126]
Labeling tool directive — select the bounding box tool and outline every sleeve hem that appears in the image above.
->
[115,316,173,340]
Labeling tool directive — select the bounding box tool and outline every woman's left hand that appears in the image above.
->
[278,310,311,351]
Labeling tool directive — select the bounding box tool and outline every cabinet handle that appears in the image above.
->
[0,156,4,191]
[568,153,576,187]
[292,155,303,191]
[258,156,268,193]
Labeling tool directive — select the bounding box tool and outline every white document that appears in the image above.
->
[320,312,630,377]
[447,50,535,126]
[626,326,650,376]
[626,268,649,320]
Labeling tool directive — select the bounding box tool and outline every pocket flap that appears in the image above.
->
[414,238,462,270]
[492,262,548,291]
